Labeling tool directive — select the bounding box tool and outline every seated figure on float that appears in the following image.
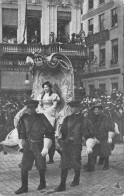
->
[36,81,61,163]
[36,81,60,127]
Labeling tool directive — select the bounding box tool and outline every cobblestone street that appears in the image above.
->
[0,144,124,196]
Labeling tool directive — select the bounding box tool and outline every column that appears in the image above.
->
[94,44,99,67]
[94,80,99,89]
[41,1,50,45]
[49,5,57,41]
[94,15,99,34]
[118,75,123,92]
[106,40,111,69]
[106,78,111,95]
[0,0,2,43]
[70,8,76,35]
[70,5,81,36]
[18,0,27,44]
[83,81,89,95]
[76,8,81,34]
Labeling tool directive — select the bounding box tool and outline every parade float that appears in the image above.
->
[1,51,75,153]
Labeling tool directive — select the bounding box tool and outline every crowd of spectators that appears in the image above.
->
[0,88,124,145]
[0,91,31,143]
[80,88,124,142]
[50,31,86,45]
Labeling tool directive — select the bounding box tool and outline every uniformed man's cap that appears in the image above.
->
[67,100,81,108]
[91,102,103,110]
[24,99,39,107]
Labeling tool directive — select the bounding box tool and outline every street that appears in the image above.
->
[0,144,124,196]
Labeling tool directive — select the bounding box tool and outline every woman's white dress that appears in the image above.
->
[36,92,60,127]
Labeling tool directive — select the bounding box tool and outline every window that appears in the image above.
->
[112,82,118,91]
[81,23,83,31]
[2,8,18,43]
[110,39,118,65]
[88,0,93,10]
[3,27,17,43]
[89,84,95,97]
[99,13,105,31]
[27,10,41,44]
[99,43,105,67]
[89,46,94,62]
[99,83,106,92]
[111,8,118,28]
[99,0,105,5]
[88,18,93,34]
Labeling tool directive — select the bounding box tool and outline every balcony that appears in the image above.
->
[85,29,109,47]
[0,43,87,57]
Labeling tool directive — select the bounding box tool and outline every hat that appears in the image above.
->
[24,99,39,107]
[67,100,81,108]
[91,102,103,110]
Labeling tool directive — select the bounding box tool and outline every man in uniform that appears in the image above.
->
[55,100,84,192]
[15,99,54,194]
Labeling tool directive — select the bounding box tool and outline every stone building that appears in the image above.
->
[0,0,87,98]
[81,0,124,95]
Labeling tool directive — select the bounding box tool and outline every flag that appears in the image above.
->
[21,0,27,44]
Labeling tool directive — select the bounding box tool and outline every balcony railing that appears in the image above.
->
[0,43,87,57]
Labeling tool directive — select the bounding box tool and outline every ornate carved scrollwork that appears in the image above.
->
[26,52,74,105]
[47,0,58,7]
[48,0,72,7]
[74,0,83,9]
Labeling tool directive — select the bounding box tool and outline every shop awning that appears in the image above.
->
[2,8,18,26]
[57,11,71,21]
[27,10,42,18]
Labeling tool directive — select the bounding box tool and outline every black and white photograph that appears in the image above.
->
[0,0,124,195]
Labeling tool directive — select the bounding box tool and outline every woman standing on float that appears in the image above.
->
[36,81,60,164]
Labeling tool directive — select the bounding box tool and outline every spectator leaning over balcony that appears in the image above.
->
[71,33,76,44]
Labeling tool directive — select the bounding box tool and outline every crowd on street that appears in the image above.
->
[81,88,124,142]
[0,88,124,144]
[0,91,31,143]
[0,84,124,194]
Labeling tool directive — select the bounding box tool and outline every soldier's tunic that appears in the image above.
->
[60,113,84,170]
[18,112,54,171]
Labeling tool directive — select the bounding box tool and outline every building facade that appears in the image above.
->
[81,0,124,95]
[0,0,87,97]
